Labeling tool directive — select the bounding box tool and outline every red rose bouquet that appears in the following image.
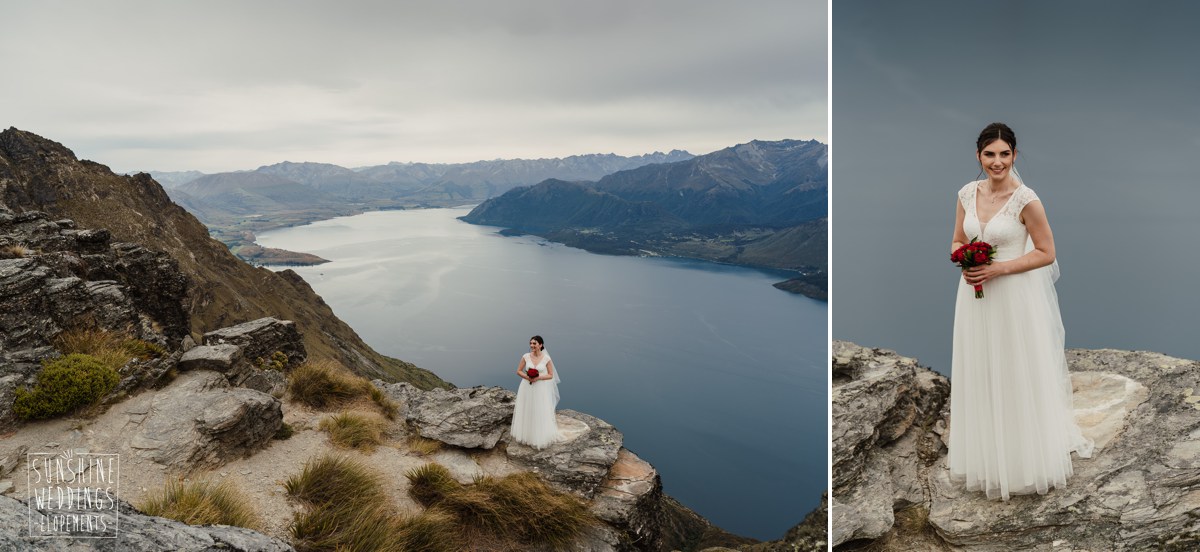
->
[526,368,539,382]
[951,237,996,298]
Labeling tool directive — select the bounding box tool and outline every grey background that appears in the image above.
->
[833,0,1200,375]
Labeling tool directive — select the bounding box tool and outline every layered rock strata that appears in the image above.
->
[832,340,1200,551]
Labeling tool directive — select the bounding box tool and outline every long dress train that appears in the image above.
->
[510,352,560,449]
[948,180,1093,500]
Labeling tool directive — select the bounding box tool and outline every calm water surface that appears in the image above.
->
[258,207,827,541]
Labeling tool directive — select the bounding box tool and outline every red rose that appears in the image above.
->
[973,252,987,264]
[951,251,962,262]
[527,368,539,380]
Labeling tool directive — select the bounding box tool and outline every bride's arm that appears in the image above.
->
[540,360,555,381]
[964,201,1056,285]
[951,199,968,252]
[517,357,530,382]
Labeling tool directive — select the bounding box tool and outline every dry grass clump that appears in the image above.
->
[53,327,165,372]
[404,463,462,507]
[407,468,597,549]
[285,454,462,552]
[319,411,387,452]
[367,385,399,420]
[138,478,262,530]
[0,244,34,259]
[289,360,400,419]
[406,434,443,456]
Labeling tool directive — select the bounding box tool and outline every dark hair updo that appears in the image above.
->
[530,335,545,350]
[976,122,1017,153]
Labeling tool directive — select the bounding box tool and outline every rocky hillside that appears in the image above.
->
[461,140,828,298]
[0,203,818,549]
[832,340,1200,551]
[0,127,444,388]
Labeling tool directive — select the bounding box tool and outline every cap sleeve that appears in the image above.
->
[957,181,976,210]
[1014,186,1041,211]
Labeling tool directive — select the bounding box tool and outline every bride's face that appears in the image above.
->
[529,339,541,353]
[977,140,1015,182]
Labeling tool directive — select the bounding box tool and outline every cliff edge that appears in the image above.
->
[832,340,1200,551]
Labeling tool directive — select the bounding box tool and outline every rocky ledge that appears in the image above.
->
[832,340,1200,551]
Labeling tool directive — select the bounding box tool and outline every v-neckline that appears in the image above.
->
[975,181,1022,232]
[528,352,546,368]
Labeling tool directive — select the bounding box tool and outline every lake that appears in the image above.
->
[257,207,827,541]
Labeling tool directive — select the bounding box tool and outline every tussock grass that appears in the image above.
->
[404,463,462,507]
[138,478,262,530]
[53,327,165,372]
[275,421,295,440]
[286,454,384,506]
[408,469,596,549]
[0,244,34,259]
[367,385,398,420]
[392,510,464,552]
[319,411,386,452]
[288,361,370,407]
[285,454,464,552]
[406,434,443,456]
[289,361,400,419]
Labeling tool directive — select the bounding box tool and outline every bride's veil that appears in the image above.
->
[1014,167,1093,458]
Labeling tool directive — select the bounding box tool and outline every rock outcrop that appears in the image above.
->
[0,209,189,430]
[831,341,949,547]
[176,317,306,396]
[381,382,516,449]
[373,379,755,552]
[0,494,294,551]
[125,370,283,470]
[832,341,1200,551]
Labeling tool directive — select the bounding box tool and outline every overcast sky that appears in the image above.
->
[1,0,825,172]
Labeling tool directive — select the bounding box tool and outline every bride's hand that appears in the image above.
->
[963,262,1007,286]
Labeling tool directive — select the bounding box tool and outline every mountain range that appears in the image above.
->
[461,139,828,298]
[148,151,695,264]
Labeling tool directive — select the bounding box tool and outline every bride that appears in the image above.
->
[510,335,561,449]
[948,122,1093,500]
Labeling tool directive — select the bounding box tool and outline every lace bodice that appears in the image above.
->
[524,352,550,371]
[959,181,1041,262]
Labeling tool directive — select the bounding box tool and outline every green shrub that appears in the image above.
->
[319,412,385,452]
[255,351,290,371]
[138,478,262,530]
[405,463,462,507]
[13,354,120,420]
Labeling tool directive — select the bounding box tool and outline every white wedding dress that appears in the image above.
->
[510,352,560,449]
[949,180,1094,500]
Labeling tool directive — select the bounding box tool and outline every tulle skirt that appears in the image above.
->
[948,266,1093,500]
[510,378,560,449]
